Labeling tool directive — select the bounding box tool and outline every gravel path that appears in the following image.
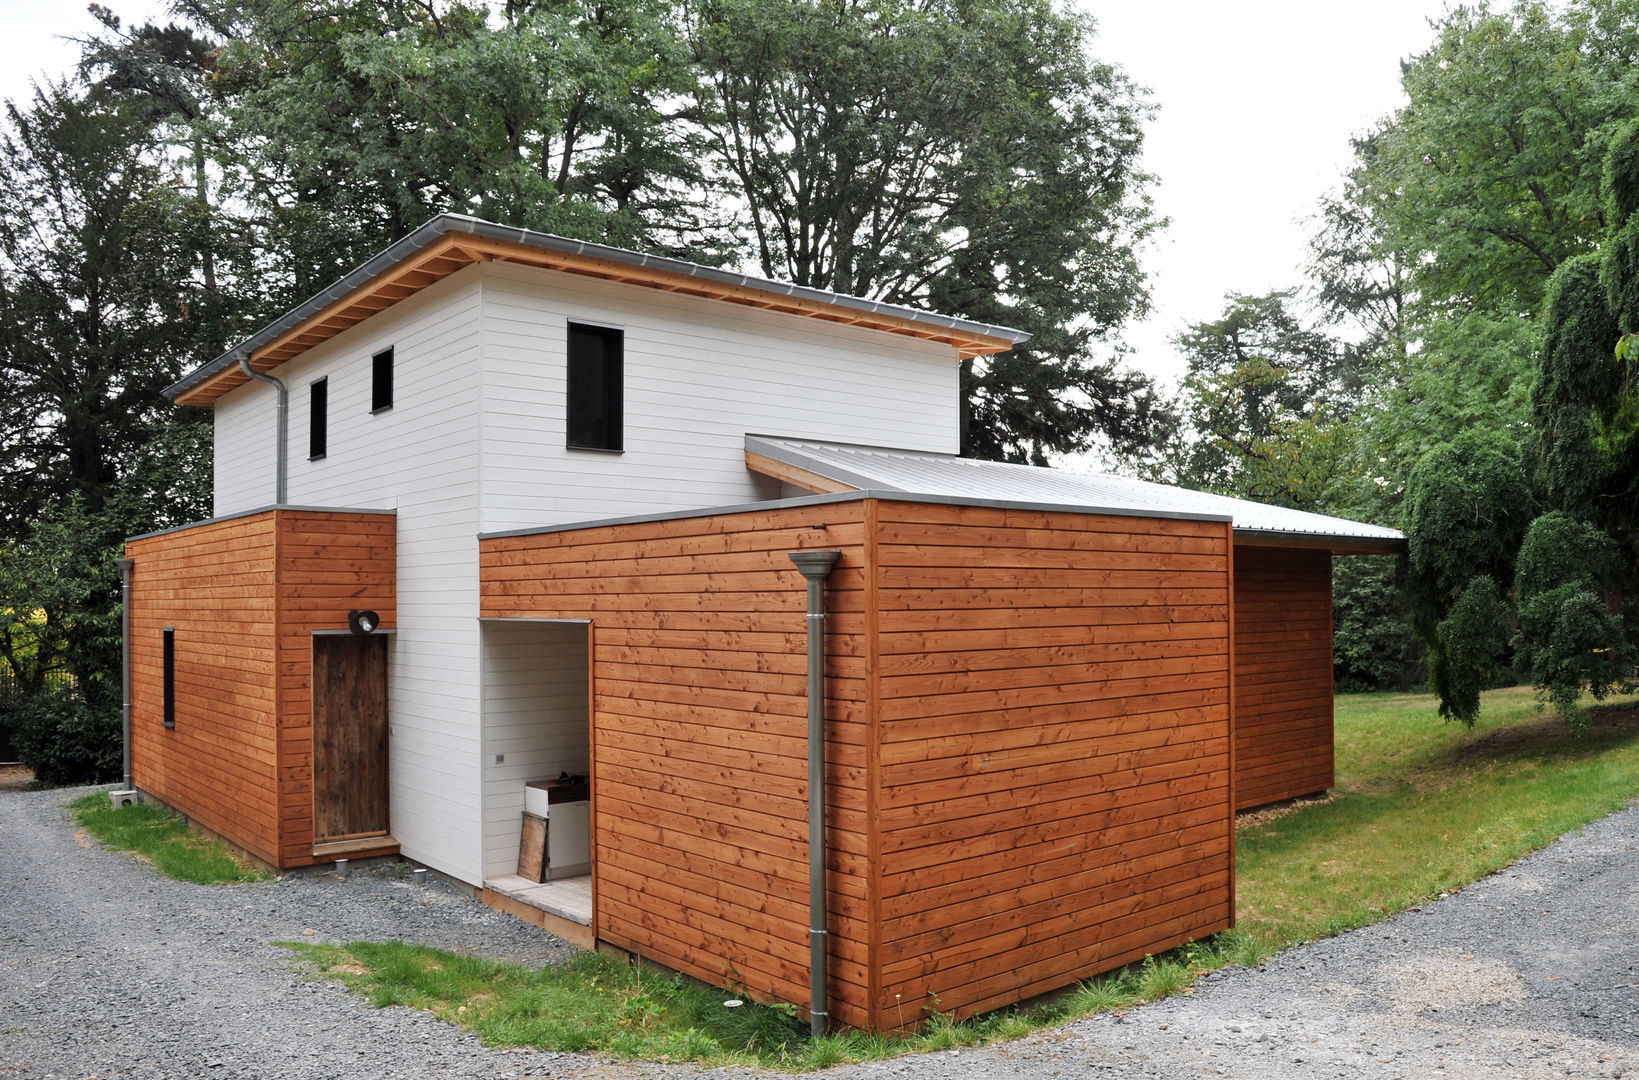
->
[3,787,1637,1079]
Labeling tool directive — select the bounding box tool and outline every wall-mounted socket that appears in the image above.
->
[493,753,505,764]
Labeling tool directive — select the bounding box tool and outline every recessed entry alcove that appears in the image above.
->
[479,618,592,928]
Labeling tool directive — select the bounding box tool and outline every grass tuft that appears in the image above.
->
[68,791,270,885]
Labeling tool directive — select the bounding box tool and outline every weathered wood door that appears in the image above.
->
[312,635,389,842]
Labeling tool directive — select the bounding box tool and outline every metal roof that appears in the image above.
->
[745,435,1405,552]
[166,214,1031,402]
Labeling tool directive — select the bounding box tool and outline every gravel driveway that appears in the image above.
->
[3,786,1636,1079]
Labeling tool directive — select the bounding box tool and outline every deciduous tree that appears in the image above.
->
[690,0,1165,463]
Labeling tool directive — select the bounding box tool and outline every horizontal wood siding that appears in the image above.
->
[274,511,397,867]
[480,503,874,1028]
[1232,545,1334,810]
[128,510,396,869]
[872,502,1234,1021]
[127,514,281,865]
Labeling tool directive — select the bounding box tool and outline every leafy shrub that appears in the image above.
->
[1513,511,1627,725]
[1432,575,1511,725]
[1333,556,1424,692]
[1404,430,1534,722]
[12,685,119,785]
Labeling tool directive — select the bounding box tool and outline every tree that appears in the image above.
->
[0,499,124,784]
[1307,131,1409,365]
[689,0,1165,463]
[173,0,719,311]
[1170,291,1362,509]
[1513,511,1626,724]
[1356,0,1639,317]
[1403,429,1534,724]
[0,73,216,781]
[0,76,215,536]
[1332,556,1423,692]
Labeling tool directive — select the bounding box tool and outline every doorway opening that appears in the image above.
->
[479,619,592,927]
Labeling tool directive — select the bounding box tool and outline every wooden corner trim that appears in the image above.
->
[745,449,858,494]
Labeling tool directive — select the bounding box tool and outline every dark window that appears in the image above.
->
[567,323,623,452]
[162,628,175,729]
[309,377,328,460]
[371,347,394,413]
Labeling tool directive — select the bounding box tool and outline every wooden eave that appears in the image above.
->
[176,233,1020,407]
[744,449,858,495]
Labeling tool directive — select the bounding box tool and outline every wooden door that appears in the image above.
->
[312,635,389,842]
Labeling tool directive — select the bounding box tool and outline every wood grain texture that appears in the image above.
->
[312,635,390,842]
[870,500,1235,1023]
[127,509,396,869]
[483,497,1238,1030]
[127,514,281,865]
[1231,545,1334,810]
[481,500,873,1030]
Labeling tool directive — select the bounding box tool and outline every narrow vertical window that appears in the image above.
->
[162,627,175,729]
[371,347,394,413]
[566,323,623,452]
[309,377,328,460]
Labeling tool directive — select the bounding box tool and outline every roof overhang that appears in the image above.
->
[169,215,1031,407]
[744,435,1407,556]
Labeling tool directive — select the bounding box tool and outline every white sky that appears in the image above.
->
[2,0,1454,392]
[1088,1,1455,387]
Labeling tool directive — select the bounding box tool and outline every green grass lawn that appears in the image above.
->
[281,685,1639,1068]
[1236,684,1639,947]
[69,791,271,885]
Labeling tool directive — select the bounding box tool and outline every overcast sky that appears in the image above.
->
[1,0,1455,389]
[1089,1,1455,386]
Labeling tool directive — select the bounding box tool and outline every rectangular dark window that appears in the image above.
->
[162,627,175,729]
[567,323,623,452]
[309,377,328,460]
[371,347,394,413]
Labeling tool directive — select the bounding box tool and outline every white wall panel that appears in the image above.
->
[211,270,488,886]
[203,255,970,888]
[476,261,961,533]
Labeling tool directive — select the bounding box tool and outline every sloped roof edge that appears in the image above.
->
[745,435,1405,552]
[166,214,1031,403]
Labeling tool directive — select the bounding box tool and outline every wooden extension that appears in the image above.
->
[480,497,1236,1030]
[125,509,397,870]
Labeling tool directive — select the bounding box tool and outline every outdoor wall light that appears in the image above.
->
[348,609,381,635]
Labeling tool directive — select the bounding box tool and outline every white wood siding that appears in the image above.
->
[211,270,488,885]
[476,261,960,533]
[479,621,591,879]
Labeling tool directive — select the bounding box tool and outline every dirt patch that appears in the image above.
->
[1374,953,1526,1013]
[328,962,370,976]
[1237,791,1339,830]
[0,764,35,791]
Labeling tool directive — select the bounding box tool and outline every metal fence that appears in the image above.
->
[0,670,75,708]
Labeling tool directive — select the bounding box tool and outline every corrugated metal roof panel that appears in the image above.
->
[745,435,1404,550]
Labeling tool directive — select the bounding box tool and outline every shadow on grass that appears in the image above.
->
[1451,705,1639,765]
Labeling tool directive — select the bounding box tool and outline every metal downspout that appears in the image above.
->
[788,549,842,1039]
[238,357,288,504]
[116,557,134,792]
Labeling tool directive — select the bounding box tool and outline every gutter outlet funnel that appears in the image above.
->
[788,548,842,1039]
[238,356,288,504]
